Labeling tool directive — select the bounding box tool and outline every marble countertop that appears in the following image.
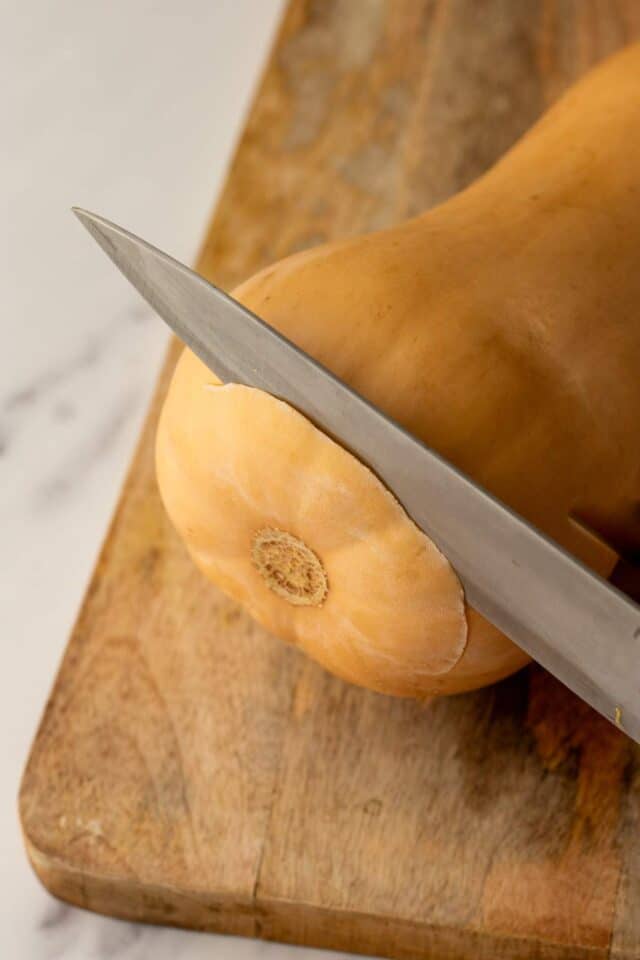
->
[1,3,352,957]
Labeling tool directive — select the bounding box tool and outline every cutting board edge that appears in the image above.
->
[21,831,257,937]
[20,832,618,960]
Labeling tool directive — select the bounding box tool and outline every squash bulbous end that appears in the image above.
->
[155,348,470,697]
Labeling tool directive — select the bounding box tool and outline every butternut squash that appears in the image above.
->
[156,45,640,697]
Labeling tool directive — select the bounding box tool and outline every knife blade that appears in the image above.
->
[73,207,640,742]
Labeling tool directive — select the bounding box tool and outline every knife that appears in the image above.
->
[73,208,640,743]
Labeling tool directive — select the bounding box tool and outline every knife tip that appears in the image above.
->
[71,208,116,246]
[71,206,94,224]
[71,208,126,244]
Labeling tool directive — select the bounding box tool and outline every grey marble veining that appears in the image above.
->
[0,3,361,959]
[2,305,153,505]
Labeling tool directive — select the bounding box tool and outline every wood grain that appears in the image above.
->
[20,2,640,958]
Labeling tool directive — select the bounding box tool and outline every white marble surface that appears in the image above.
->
[0,3,354,958]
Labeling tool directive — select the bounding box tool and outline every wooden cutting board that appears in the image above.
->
[20,3,640,958]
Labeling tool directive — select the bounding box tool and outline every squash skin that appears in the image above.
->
[156,44,640,696]
[157,364,470,696]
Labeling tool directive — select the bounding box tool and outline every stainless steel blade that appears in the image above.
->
[74,208,640,742]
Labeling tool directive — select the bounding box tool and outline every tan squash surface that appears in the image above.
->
[156,44,640,696]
